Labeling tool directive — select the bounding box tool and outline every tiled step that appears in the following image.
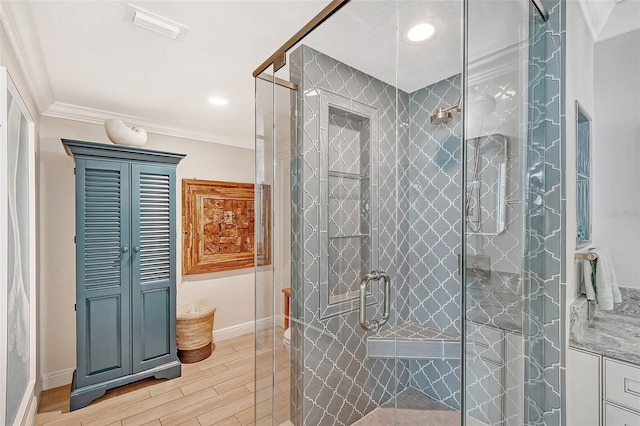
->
[367,321,460,360]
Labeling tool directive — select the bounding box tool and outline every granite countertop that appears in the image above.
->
[570,311,640,365]
[570,288,640,366]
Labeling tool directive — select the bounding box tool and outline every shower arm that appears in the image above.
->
[440,96,463,113]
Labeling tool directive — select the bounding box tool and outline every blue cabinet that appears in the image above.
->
[62,140,185,410]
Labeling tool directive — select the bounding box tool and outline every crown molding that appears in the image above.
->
[597,0,640,42]
[0,0,54,115]
[576,0,615,41]
[44,101,253,149]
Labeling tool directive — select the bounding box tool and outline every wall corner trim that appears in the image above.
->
[0,0,54,115]
[19,391,39,426]
[575,0,614,41]
[44,102,253,150]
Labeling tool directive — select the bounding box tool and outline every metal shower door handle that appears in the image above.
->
[359,271,390,331]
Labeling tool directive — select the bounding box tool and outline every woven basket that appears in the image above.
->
[177,302,216,363]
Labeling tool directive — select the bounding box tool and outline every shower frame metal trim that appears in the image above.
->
[252,0,351,77]
[530,0,550,21]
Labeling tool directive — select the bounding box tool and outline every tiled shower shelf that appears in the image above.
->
[328,234,369,240]
[367,321,460,360]
[328,170,369,179]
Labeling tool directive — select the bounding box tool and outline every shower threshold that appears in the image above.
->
[353,388,487,426]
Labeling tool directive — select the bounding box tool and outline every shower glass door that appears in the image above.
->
[255,22,405,422]
[255,0,564,425]
[463,1,565,425]
[256,0,467,420]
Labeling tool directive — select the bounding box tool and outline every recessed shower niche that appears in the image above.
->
[319,89,379,318]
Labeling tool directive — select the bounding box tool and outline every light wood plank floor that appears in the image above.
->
[37,330,291,426]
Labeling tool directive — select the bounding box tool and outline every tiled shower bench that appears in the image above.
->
[366,321,460,360]
[366,320,525,425]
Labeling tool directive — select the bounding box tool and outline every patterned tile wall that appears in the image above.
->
[289,45,409,426]
[404,75,463,410]
[523,0,566,425]
[465,48,528,277]
[462,44,530,426]
[406,75,463,336]
[286,0,566,418]
[405,49,529,414]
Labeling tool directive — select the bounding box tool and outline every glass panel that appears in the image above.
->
[464,1,566,425]
[522,2,565,424]
[284,35,400,424]
[464,1,530,425]
[256,1,565,425]
[255,69,278,425]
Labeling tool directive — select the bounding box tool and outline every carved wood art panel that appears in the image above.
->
[182,179,270,275]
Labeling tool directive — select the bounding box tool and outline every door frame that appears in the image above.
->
[0,67,37,426]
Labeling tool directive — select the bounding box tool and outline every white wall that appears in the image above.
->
[592,29,640,290]
[565,6,596,426]
[566,0,596,303]
[38,116,255,389]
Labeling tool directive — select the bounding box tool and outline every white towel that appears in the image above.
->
[580,258,596,301]
[590,247,622,310]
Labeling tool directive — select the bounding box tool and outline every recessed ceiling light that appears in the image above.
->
[208,97,229,106]
[406,23,436,42]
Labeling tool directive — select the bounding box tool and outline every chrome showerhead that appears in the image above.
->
[431,108,453,124]
[431,96,462,125]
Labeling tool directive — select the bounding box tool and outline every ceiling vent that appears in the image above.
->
[125,4,188,40]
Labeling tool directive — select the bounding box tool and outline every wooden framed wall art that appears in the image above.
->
[182,179,270,275]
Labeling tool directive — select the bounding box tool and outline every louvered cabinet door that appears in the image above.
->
[75,159,132,387]
[130,163,178,372]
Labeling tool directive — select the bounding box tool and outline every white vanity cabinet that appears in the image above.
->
[568,348,640,425]
[568,348,601,425]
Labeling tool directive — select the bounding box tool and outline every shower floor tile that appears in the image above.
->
[353,388,486,426]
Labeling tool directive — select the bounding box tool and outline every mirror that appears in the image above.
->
[576,101,592,248]
[592,28,640,293]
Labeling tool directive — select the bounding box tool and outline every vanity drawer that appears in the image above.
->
[605,403,640,426]
[605,359,640,411]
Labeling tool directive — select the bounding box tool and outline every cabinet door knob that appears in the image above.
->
[133,246,140,253]
[122,246,129,253]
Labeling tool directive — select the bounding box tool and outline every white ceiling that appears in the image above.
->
[5,0,638,150]
[5,0,330,149]
[302,0,529,93]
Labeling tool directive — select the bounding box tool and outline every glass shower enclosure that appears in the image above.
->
[254,0,565,425]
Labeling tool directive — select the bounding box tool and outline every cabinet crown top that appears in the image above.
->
[61,139,186,165]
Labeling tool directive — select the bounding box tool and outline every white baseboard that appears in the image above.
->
[213,317,279,343]
[42,367,74,391]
